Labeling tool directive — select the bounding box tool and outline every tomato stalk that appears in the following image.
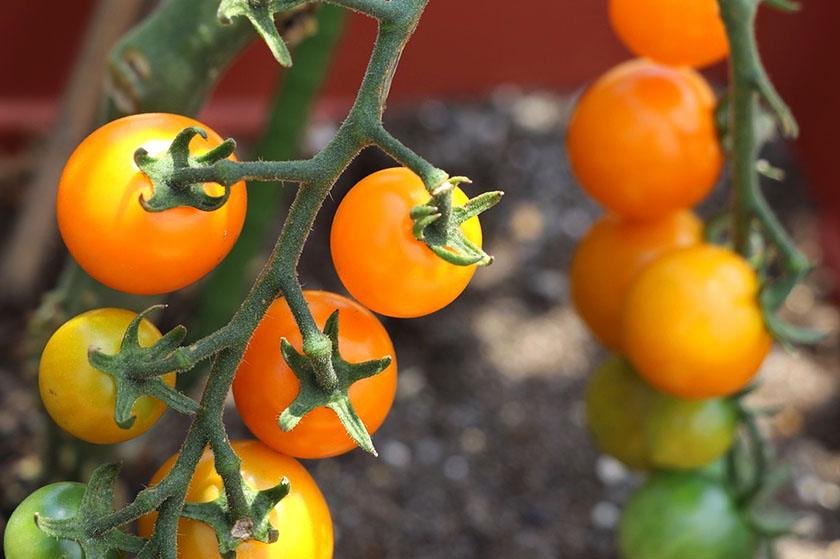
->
[718,0,818,345]
[38,1,500,556]
[718,0,814,552]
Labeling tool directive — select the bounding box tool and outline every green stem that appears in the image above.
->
[737,407,770,507]
[89,3,431,550]
[194,4,347,340]
[718,0,811,311]
[169,158,315,186]
[719,0,763,256]
[326,0,395,19]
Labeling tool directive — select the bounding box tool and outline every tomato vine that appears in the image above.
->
[17,1,502,557]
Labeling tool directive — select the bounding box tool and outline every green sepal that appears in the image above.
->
[411,175,502,267]
[88,305,199,429]
[278,310,392,456]
[759,276,825,347]
[217,0,309,67]
[756,159,785,181]
[134,127,238,212]
[761,309,826,347]
[182,478,291,556]
[763,0,800,13]
[35,464,145,557]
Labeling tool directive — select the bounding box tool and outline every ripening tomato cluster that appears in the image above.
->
[6,115,486,558]
[569,2,766,558]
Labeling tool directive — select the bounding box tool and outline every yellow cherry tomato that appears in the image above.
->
[623,245,772,398]
[330,167,482,318]
[567,59,722,219]
[38,308,175,444]
[138,440,334,559]
[57,113,247,295]
[610,0,730,68]
[570,211,703,349]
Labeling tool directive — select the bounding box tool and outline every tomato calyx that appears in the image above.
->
[279,310,392,456]
[87,306,198,428]
[134,126,238,212]
[180,477,291,555]
[411,175,502,266]
[218,0,300,67]
[35,464,144,556]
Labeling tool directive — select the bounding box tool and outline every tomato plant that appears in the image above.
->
[3,482,103,559]
[620,471,757,559]
[570,210,702,349]
[566,59,722,220]
[330,167,483,318]
[57,113,247,295]
[622,244,772,399]
[39,308,175,444]
[138,440,334,559]
[586,356,738,470]
[609,0,729,68]
[234,291,398,459]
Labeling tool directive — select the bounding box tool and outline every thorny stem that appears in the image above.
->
[89,0,440,552]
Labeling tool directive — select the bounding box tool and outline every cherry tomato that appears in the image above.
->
[586,356,738,470]
[567,59,722,219]
[3,482,110,559]
[330,167,482,318]
[623,245,772,399]
[570,211,702,349]
[39,308,176,444]
[610,0,729,68]
[138,440,333,559]
[233,291,397,459]
[620,471,757,559]
[57,113,247,295]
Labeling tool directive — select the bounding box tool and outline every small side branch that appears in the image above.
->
[326,0,396,20]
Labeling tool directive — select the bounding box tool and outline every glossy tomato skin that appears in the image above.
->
[138,440,333,559]
[567,59,722,220]
[586,356,738,470]
[3,482,102,559]
[57,113,247,295]
[570,211,702,349]
[330,167,483,318]
[620,471,757,559]
[610,0,729,68]
[234,291,397,459]
[623,245,772,399]
[39,308,176,444]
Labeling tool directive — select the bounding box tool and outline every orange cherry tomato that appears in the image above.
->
[57,113,247,295]
[570,210,703,349]
[610,0,729,68]
[233,291,397,459]
[623,244,772,398]
[330,167,483,318]
[567,59,722,220]
[138,440,333,559]
[38,308,175,444]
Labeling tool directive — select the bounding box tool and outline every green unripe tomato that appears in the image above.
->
[4,482,85,559]
[586,356,738,470]
[620,471,757,559]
